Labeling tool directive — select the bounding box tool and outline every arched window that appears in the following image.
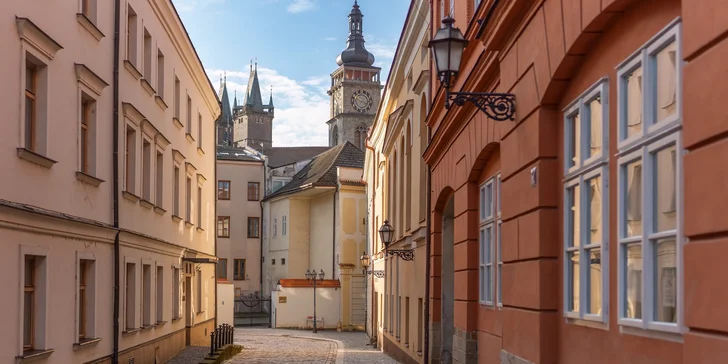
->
[355,125,368,150]
[331,125,339,146]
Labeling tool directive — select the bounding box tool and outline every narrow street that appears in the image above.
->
[168,328,400,364]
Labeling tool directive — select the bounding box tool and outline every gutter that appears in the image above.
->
[112,0,121,362]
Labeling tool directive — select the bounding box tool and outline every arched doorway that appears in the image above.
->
[440,196,455,363]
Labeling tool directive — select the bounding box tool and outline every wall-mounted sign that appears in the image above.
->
[279,296,287,303]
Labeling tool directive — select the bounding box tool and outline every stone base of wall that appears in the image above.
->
[382,333,422,364]
[501,350,534,364]
[189,319,216,347]
[429,323,442,364]
[453,328,477,364]
[105,329,186,364]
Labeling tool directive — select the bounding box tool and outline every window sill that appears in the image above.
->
[140,325,154,332]
[140,199,154,210]
[196,227,205,233]
[73,337,101,351]
[76,13,104,40]
[155,95,168,110]
[122,328,141,335]
[171,215,183,223]
[404,343,409,348]
[154,206,166,215]
[185,221,194,228]
[196,311,205,315]
[17,148,57,169]
[16,349,54,363]
[218,235,229,239]
[140,78,156,97]
[233,278,246,281]
[155,321,167,327]
[76,171,104,187]
[185,133,195,144]
[122,191,140,203]
[172,317,182,323]
[173,117,183,130]
[247,236,260,239]
[197,147,205,156]
[123,60,142,80]
[565,317,609,331]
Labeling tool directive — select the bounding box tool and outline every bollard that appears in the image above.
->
[210,331,216,356]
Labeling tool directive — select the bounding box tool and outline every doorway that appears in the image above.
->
[440,197,455,363]
[184,275,192,345]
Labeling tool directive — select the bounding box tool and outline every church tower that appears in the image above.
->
[327,0,383,149]
[234,61,275,152]
[216,74,233,146]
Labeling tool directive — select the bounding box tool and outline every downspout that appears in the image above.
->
[112,0,121,362]
[332,185,338,279]
[214,117,219,330]
[260,159,267,326]
[424,0,433,357]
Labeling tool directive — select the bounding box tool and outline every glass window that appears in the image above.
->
[479,176,500,306]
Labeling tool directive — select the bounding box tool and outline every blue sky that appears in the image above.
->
[174,0,410,146]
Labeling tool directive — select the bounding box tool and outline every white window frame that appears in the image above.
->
[76,252,96,341]
[282,215,287,236]
[616,19,683,336]
[479,177,496,306]
[496,174,502,307]
[273,217,277,237]
[562,78,609,323]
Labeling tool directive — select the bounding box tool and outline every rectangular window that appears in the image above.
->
[81,0,96,22]
[157,50,164,98]
[142,264,151,327]
[172,267,180,319]
[217,259,227,279]
[173,165,180,215]
[233,259,245,280]
[186,176,192,222]
[496,175,502,305]
[126,5,138,66]
[248,217,260,238]
[282,216,287,236]
[156,266,163,323]
[417,298,423,352]
[218,181,230,200]
[617,20,682,333]
[217,216,230,237]
[25,62,37,151]
[198,113,202,148]
[281,258,286,265]
[142,139,152,201]
[271,259,276,265]
[479,177,501,306]
[125,262,136,330]
[197,185,202,226]
[196,271,202,313]
[186,95,192,134]
[77,259,95,341]
[80,97,94,174]
[125,126,137,193]
[405,296,410,344]
[156,151,163,206]
[174,76,181,119]
[23,254,46,351]
[142,28,152,80]
[563,78,609,322]
[248,182,260,201]
[273,217,277,237]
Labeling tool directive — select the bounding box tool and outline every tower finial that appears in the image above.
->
[250,58,253,71]
[255,57,258,71]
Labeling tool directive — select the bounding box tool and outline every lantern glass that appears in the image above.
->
[305,269,313,280]
[360,252,370,269]
[429,17,468,87]
[318,269,325,280]
[379,220,394,248]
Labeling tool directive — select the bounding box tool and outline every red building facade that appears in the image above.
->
[424,0,728,363]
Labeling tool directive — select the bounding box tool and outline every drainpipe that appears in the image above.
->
[112,0,121,362]
[214,119,218,330]
[332,185,338,279]
[260,159,267,327]
[423,137,431,364]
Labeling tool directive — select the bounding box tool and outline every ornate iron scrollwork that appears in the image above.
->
[387,249,414,261]
[366,270,385,278]
[446,92,516,121]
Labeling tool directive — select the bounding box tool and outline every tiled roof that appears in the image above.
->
[264,146,331,168]
[216,146,264,162]
[263,142,365,200]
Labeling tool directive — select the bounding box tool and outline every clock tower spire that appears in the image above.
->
[327,0,383,149]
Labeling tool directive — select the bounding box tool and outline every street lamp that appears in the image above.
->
[380,220,414,261]
[429,17,516,121]
[360,252,385,278]
[305,269,325,333]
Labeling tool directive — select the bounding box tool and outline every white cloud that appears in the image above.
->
[287,0,315,13]
[323,37,337,41]
[207,67,331,147]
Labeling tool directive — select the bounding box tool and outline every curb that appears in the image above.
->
[236,333,345,364]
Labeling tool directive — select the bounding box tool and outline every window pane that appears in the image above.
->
[479,266,485,302]
[655,41,678,122]
[653,238,677,323]
[568,251,580,313]
[567,184,581,247]
[24,291,33,347]
[485,183,492,218]
[625,66,643,139]
[587,96,602,159]
[587,176,602,245]
[497,264,502,304]
[496,223,502,262]
[654,145,677,232]
[479,187,485,220]
[479,228,485,264]
[625,160,643,237]
[567,112,580,169]
[484,226,492,263]
[624,243,643,319]
[485,265,492,302]
[586,249,602,315]
[25,64,34,92]
[25,96,34,149]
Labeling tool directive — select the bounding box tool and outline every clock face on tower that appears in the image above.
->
[351,90,373,113]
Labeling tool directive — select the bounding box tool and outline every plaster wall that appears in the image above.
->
[272,286,341,330]
[217,282,235,326]
[310,193,334,278]
[289,198,311,278]
[268,198,292,282]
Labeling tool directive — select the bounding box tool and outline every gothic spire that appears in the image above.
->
[336,0,375,67]
[269,86,274,107]
[245,58,265,112]
[218,74,232,126]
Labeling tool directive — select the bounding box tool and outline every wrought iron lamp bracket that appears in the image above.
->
[387,249,414,261]
[366,270,386,278]
[445,91,516,121]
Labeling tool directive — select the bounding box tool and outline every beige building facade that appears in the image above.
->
[216,146,265,295]
[0,1,219,363]
[363,0,431,362]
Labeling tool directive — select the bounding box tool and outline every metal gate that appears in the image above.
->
[234,292,271,327]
